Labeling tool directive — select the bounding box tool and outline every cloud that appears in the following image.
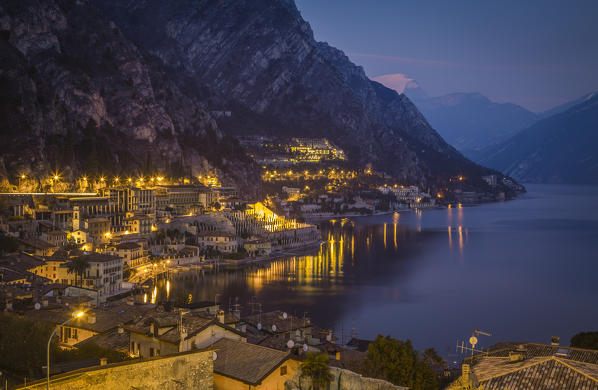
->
[372,73,419,93]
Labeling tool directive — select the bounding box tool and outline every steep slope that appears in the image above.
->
[373,76,539,153]
[477,95,598,184]
[0,0,258,193]
[94,0,499,190]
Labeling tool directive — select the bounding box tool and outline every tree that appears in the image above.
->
[571,332,598,350]
[362,335,438,390]
[67,256,91,286]
[300,352,333,390]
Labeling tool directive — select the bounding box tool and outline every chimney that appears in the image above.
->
[551,336,560,346]
[509,351,525,362]
[217,309,225,324]
[87,313,97,324]
[462,364,470,385]
[100,358,108,366]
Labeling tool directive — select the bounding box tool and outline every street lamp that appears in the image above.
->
[47,310,85,389]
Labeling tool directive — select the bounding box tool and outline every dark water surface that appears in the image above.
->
[158,185,598,360]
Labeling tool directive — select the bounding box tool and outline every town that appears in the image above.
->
[0,137,558,389]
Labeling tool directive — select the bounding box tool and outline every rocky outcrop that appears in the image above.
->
[94,0,497,190]
[0,0,259,194]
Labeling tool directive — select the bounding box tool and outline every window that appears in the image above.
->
[280,366,287,376]
[149,347,155,357]
[131,341,135,353]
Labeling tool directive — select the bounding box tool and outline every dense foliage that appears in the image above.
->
[0,313,127,379]
[300,352,333,390]
[571,332,598,350]
[363,335,439,390]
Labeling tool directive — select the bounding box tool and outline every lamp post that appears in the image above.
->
[47,311,85,390]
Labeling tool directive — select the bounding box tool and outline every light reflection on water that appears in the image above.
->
[157,185,598,357]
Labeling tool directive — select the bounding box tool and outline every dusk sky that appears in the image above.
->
[295,0,598,112]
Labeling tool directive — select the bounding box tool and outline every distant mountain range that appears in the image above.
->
[475,94,598,184]
[374,74,538,153]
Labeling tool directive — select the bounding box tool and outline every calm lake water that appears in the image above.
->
[158,184,598,361]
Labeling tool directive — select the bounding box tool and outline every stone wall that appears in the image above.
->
[18,349,214,390]
[286,366,407,390]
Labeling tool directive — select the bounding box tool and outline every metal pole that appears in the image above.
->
[47,317,77,389]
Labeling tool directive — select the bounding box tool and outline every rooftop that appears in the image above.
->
[243,310,310,334]
[212,338,291,385]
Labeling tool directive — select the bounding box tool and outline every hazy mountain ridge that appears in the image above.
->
[476,94,598,184]
[373,74,538,153]
[0,0,259,192]
[94,0,500,189]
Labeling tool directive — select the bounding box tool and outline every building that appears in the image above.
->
[41,230,68,247]
[212,338,299,390]
[127,311,246,358]
[18,238,57,256]
[123,212,153,235]
[23,302,155,347]
[85,217,111,243]
[197,231,238,253]
[80,253,123,296]
[243,238,272,257]
[449,342,598,389]
[106,242,147,268]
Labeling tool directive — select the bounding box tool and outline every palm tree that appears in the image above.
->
[300,352,333,390]
[67,256,91,286]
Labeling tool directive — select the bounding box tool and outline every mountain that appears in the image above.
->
[476,94,598,184]
[91,0,505,191]
[0,0,259,193]
[540,91,598,119]
[374,75,538,153]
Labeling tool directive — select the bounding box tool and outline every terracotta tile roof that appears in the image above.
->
[23,303,155,333]
[126,312,243,344]
[212,338,290,385]
[111,242,141,250]
[476,357,598,390]
[243,310,310,334]
[74,327,130,353]
[484,342,598,365]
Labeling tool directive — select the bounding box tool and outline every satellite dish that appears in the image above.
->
[326,334,332,342]
[469,336,478,347]
[303,344,308,352]
[34,303,41,310]
[212,351,218,361]
[282,312,288,319]
[257,323,262,330]
[287,339,295,349]
[272,324,277,332]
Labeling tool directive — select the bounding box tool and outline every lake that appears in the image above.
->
[157,184,598,361]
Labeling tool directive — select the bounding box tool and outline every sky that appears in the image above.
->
[294,0,598,112]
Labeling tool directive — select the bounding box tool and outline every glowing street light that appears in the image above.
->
[47,310,86,389]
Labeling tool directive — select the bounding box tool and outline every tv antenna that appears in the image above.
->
[456,328,492,356]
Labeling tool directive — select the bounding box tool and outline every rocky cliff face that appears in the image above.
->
[94,0,496,189]
[0,0,259,193]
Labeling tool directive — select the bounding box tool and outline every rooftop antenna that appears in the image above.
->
[456,328,492,357]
